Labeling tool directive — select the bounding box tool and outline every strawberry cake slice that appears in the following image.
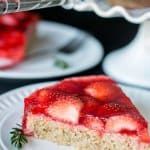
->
[0,12,38,69]
[23,75,150,150]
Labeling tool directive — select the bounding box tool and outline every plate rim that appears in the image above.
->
[0,81,150,149]
[0,81,57,150]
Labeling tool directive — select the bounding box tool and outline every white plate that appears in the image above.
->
[0,21,103,79]
[74,0,150,23]
[0,81,150,150]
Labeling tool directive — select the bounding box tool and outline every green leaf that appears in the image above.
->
[10,124,28,150]
[54,59,70,69]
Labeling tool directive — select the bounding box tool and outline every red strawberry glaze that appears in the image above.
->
[0,12,38,33]
[23,76,150,143]
[0,31,25,69]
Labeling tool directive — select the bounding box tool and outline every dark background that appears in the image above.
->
[35,7,139,52]
[0,7,139,94]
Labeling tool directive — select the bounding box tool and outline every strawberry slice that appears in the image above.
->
[47,95,83,124]
[85,82,123,101]
[105,115,139,133]
[105,114,150,142]
[139,128,150,143]
[81,115,104,133]
[56,76,115,95]
[0,14,18,27]
[37,89,50,103]
[37,88,64,104]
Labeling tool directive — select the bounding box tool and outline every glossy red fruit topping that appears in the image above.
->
[47,95,83,124]
[0,31,25,68]
[0,12,38,31]
[53,81,82,94]
[54,76,115,95]
[0,12,38,69]
[96,102,131,117]
[81,95,100,115]
[105,114,150,143]
[105,115,139,133]
[37,89,50,103]
[14,12,29,20]
[81,115,104,132]
[0,14,18,27]
[64,75,115,84]
[23,76,150,143]
[85,82,123,101]
[139,129,150,143]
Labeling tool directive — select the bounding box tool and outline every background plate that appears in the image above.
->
[0,81,150,150]
[0,21,103,79]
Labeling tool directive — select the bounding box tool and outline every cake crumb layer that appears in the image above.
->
[25,114,150,150]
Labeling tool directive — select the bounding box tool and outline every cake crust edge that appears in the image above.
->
[24,114,150,150]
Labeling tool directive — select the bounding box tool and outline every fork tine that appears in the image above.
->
[69,36,85,50]
[59,33,87,54]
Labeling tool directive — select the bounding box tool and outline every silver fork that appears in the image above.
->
[28,32,88,57]
[58,32,88,54]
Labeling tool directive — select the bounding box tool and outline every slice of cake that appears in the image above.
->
[0,12,38,69]
[23,75,150,150]
[107,0,150,9]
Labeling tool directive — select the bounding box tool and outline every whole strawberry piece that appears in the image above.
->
[47,95,83,124]
[85,82,123,101]
[81,115,104,133]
